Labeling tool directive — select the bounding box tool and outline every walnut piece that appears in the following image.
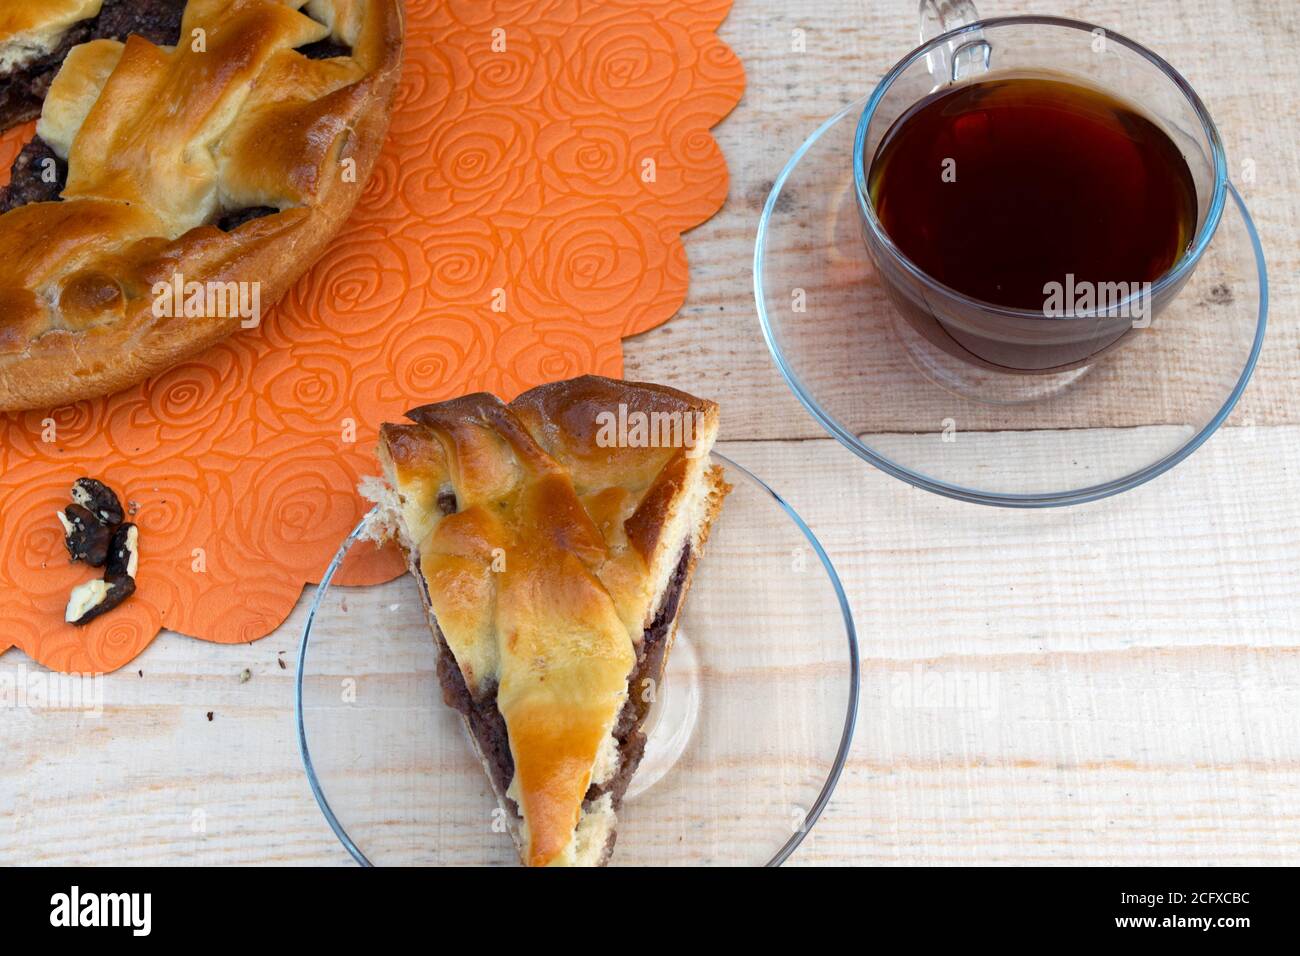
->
[71,477,125,526]
[65,576,136,626]
[58,503,113,566]
[56,477,139,627]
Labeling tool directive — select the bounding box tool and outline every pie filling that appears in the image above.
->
[431,543,694,829]
[588,543,693,808]
[214,205,279,232]
[0,137,65,213]
[299,38,354,60]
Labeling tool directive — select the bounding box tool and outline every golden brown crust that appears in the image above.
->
[510,375,721,562]
[0,0,404,411]
[376,376,725,867]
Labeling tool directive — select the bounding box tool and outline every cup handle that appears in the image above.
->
[918,0,990,83]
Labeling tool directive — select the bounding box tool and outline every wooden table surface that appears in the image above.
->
[4,0,1298,866]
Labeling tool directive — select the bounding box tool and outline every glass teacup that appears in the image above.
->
[852,1,1228,379]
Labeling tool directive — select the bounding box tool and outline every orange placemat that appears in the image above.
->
[0,0,744,673]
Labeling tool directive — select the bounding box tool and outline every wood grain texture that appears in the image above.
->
[2,0,1298,865]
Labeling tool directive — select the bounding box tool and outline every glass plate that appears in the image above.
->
[755,97,1268,507]
[296,453,859,866]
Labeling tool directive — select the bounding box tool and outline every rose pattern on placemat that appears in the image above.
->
[0,0,744,673]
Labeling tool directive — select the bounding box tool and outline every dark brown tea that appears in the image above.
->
[868,76,1198,312]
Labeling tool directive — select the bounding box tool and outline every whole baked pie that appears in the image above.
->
[0,1,403,410]
[368,376,730,866]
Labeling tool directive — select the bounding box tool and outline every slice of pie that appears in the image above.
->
[367,376,730,866]
[0,1,403,410]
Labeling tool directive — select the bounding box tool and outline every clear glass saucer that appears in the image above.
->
[755,97,1268,507]
[296,453,859,866]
